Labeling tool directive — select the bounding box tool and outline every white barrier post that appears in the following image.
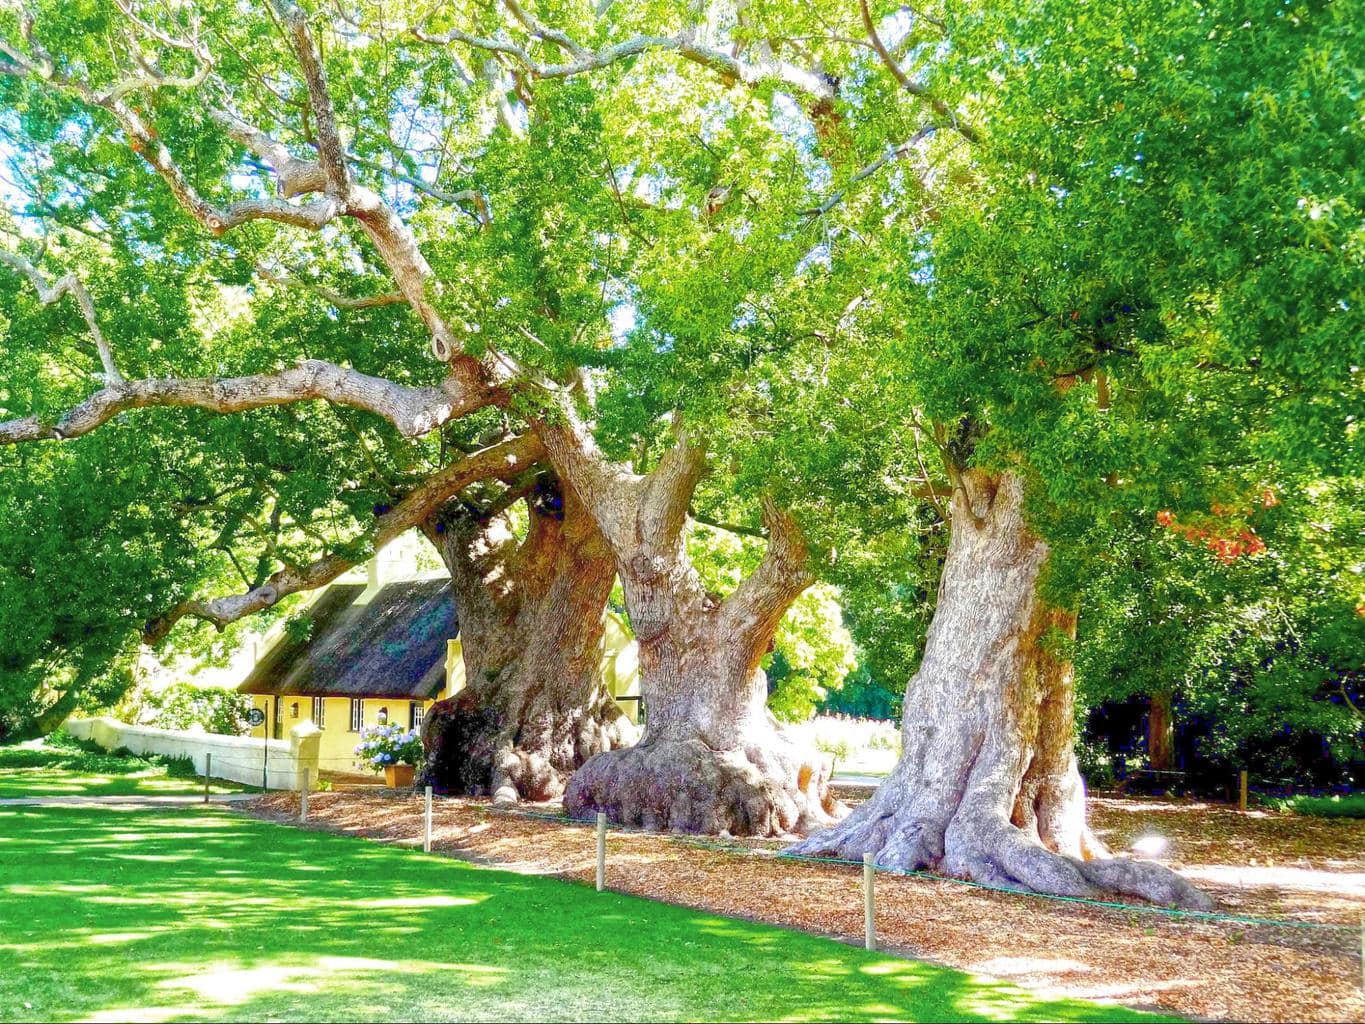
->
[300,767,310,822]
[424,786,433,853]
[596,813,607,892]
[864,852,876,951]
[203,752,211,804]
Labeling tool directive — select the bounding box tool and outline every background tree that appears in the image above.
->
[1079,473,1364,790]
[790,0,1359,907]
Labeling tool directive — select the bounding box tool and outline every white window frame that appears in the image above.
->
[411,701,425,732]
[349,698,363,732]
[312,697,326,729]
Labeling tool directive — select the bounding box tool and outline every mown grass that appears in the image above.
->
[0,732,251,798]
[0,804,1170,1023]
[1262,792,1365,819]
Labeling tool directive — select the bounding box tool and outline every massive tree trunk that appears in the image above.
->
[419,475,634,804]
[543,423,839,836]
[792,471,1211,908]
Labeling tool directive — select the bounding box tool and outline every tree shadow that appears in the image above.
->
[0,806,1167,1022]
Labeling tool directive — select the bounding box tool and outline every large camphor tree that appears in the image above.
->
[0,0,862,823]
[784,0,1359,906]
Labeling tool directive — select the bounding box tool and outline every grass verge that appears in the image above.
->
[0,731,252,798]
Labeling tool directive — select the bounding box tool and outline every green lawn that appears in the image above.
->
[0,736,251,798]
[0,805,1165,1023]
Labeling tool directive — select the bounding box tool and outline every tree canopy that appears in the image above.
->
[0,0,1358,825]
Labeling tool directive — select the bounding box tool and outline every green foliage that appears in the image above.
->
[1260,793,1365,819]
[1078,475,1363,785]
[0,0,1357,781]
[131,683,252,736]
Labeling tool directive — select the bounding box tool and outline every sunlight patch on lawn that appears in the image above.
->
[147,956,507,1006]
[88,932,160,945]
[349,894,484,909]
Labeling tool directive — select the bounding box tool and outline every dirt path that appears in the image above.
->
[240,791,1364,1023]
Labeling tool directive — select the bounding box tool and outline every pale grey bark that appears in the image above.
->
[791,470,1212,908]
[0,359,494,447]
[537,413,838,836]
[412,15,836,102]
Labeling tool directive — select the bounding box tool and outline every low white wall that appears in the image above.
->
[65,717,320,791]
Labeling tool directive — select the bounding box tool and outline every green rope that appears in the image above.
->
[485,804,1353,934]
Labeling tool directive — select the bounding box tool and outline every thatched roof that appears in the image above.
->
[238,579,457,699]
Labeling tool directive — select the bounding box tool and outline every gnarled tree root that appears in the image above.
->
[421,691,635,804]
[791,804,1213,910]
[565,733,842,837]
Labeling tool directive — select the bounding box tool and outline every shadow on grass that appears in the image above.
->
[0,742,252,799]
[0,806,1168,1023]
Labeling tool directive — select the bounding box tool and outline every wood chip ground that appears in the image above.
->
[241,789,1364,1023]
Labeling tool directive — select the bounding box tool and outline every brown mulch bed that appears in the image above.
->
[240,790,1364,1023]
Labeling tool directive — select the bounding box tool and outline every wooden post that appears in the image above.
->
[300,767,310,822]
[423,786,433,853]
[864,852,876,951]
[1239,770,1249,813]
[595,813,607,892]
[203,753,211,804]
[262,702,270,792]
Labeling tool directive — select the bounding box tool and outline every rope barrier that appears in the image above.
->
[484,804,1355,935]
[50,745,1359,936]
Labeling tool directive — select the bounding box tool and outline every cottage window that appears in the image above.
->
[411,702,425,732]
[349,699,362,732]
[312,697,326,729]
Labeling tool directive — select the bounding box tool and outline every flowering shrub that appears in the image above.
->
[355,723,423,772]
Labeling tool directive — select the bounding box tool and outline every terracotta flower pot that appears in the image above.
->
[384,764,415,788]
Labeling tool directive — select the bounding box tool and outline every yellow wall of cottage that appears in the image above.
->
[245,610,642,778]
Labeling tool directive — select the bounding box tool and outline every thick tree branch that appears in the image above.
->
[209,108,328,199]
[639,424,709,549]
[0,250,122,381]
[413,20,836,102]
[720,498,813,641]
[143,432,546,644]
[531,388,638,539]
[268,0,350,190]
[0,359,495,445]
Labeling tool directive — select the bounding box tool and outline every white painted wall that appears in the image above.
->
[65,717,320,791]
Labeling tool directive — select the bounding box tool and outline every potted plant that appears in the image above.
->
[355,723,423,788]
